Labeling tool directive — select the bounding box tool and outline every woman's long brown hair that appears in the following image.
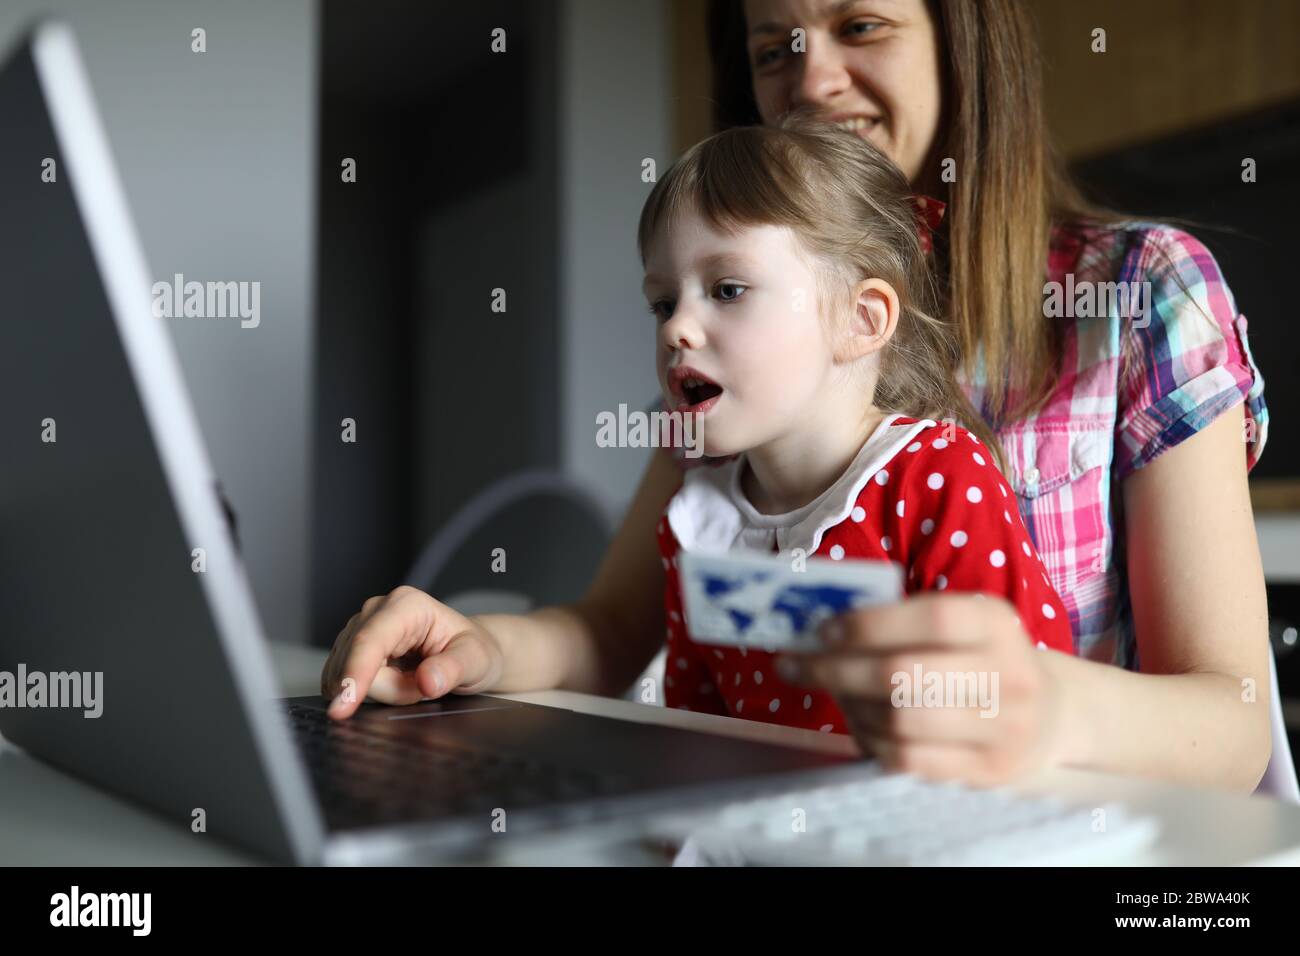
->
[706,0,1143,423]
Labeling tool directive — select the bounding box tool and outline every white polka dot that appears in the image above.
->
[658,520,665,533]
[819,723,834,733]
[666,676,675,688]
[968,432,979,443]
[933,438,949,449]
[989,549,1006,567]
[966,486,983,503]
[907,441,922,453]
[1022,577,1028,590]
[661,557,670,570]
[1022,541,1032,556]
[803,694,812,710]
[936,574,948,590]
[950,530,968,548]
[851,506,866,522]
[999,484,1008,498]
[1042,603,1056,619]
[734,673,741,686]
[895,499,906,518]
[874,470,889,486]
[738,646,747,657]
[665,628,672,641]
[713,648,724,659]
[769,698,780,712]
[699,682,713,694]
[1003,510,1012,524]
[676,657,688,670]
[1036,641,1047,650]
[927,473,944,490]
[736,700,744,713]
[972,452,985,466]
[669,610,680,622]
[920,518,935,535]
[754,670,764,684]
[829,544,845,560]
[880,535,892,551]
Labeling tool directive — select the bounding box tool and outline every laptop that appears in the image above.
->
[0,21,863,865]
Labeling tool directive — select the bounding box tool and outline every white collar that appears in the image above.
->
[667,413,935,558]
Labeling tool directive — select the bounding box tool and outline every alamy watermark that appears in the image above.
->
[1043,274,1151,327]
[596,403,704,458]
[50,886,150,935]
[0,663,103,718]
[891,664,999,718]
[151,273,260,328]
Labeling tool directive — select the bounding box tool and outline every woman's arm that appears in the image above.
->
[474,447,684,698]
[776,404,1271,791]
[1046,402,1271,789]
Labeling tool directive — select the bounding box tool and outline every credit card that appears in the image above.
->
[678,549,903,653]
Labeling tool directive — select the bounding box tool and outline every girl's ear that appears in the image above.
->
[836,278,899,363]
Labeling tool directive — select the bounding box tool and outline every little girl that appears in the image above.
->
[638,115,1073,733]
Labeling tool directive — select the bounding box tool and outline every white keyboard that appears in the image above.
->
[644,766,1161,866]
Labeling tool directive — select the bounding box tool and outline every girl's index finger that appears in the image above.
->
[327,612,423,719]
[327,634,391,719]
[327,594,444,718]
[820,592,1004,652]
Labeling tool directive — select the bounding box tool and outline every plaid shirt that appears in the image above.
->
[658,222,1268,671]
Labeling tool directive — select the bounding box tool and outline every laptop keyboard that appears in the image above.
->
[644,766,1162,865]
[283,702,633,831]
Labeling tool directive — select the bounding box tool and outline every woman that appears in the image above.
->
[321,0,1272,791]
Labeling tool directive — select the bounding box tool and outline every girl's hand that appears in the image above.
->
[320,586,505,719]
[775,592,1070,786]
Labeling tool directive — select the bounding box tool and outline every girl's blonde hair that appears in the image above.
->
[637,111,1006,468]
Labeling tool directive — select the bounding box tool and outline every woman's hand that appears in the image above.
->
[320,586,505,719]
[775,592,1070,786]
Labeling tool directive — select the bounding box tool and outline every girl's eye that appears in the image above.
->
[648,299,674,321]
[715,282,746,302]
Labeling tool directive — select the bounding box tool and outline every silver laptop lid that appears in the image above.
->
[0,21,322,865]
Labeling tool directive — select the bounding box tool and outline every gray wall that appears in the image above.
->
[1,0,674,645]
[559,0,672,521]
[407,0,673,548]
[415,173,560,548]
[0,0,317,643]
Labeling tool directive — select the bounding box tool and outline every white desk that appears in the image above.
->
[2,641,1300,865]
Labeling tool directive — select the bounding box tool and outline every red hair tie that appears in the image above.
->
[911,194,947,254]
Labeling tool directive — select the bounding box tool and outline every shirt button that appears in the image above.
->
[1024,467,1040,484]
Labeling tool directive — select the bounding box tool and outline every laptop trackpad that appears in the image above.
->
[284,693,526,720]
[384,698,526,719]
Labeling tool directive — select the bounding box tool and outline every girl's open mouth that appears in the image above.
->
[668,366,725,414]
[683,380,723,407]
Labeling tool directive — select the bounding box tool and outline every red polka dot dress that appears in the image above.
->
[656,414,1074,733]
